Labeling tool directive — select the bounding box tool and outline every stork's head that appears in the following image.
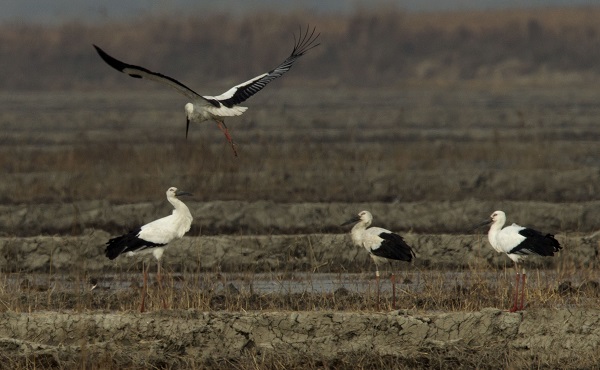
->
[184,103,194,139]
[473,210,506,230]
[341,210,373,227]
[167,187,193,198]
[490,210,506,225]
[184,103,194,116]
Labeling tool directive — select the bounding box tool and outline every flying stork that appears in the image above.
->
[105,187,193,312]
[93,26,320,157]
[477,210,562,312]
[341,210,415,310]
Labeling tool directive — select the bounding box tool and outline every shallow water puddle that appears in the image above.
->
[2,270,581,296]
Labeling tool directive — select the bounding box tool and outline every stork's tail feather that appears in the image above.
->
[226,106,247,116]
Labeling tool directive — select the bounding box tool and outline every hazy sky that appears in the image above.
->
[4,0,599,23]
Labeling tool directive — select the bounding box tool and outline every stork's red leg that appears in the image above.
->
[519,272,526,311]
[157,260,168,310]
[509,272,520,312]
[140,262,148,313]
[375,268,380,311]
[215,119,238,157]
[157,260,162,284]
[391,273,396,310]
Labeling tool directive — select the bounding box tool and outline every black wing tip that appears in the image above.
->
[105,251,120,260]
[400,244,416,262]
[546,234,563,253]
[92,44,109,59]
[105,231,132,259]
[377,232,416,262]
[291,25,321,57]
[105,238,125,260]
[105,228,145,260]
[381,248,415,262]
[93,44,108,60]
[511,232,562,256]
[93,44,129,73]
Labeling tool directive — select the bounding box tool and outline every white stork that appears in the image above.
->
[341,210,415,309]
[93,26,320,157]
[105,187,193,312]
[477,210,562,312]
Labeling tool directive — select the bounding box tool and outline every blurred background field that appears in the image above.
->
[1,4,600,262]
[2,4,600,368]
[1,6,600,202]
[0,5,599,272]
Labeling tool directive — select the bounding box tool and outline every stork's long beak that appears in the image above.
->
[471,218,492,232]
[175,190,193,197]
[340,216,361,227]
[185,117,190,139]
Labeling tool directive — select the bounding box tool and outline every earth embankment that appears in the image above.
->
[1,308,598,369]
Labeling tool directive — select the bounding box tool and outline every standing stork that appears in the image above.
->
[341,210,415,309]
[105,187,193,312]
[477,210,562,312]
[93,26,320,157]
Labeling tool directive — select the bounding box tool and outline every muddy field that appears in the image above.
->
[3,308,600,369]
[1,25,600,366]
[0,83,598,368]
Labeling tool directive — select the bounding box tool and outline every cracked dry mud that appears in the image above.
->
[1,308,598,368]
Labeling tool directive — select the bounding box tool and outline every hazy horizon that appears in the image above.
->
[4,0,599,24]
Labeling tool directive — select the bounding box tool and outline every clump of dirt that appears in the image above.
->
[0,308,599,369]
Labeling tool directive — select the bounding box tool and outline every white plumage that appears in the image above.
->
[484,210,561,265]
[479,210,561,312]
[341,210,414,309]
[105,187,193,312]
[343,212,415,268]
[105,187,193,262]
[93,26,320,157]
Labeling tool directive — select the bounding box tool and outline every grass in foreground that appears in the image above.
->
[0,268,599,369]
[0,267,597,313]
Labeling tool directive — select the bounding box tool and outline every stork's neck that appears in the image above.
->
[168,197,192,220]
[350,220,369,243]
[487,219,505,248]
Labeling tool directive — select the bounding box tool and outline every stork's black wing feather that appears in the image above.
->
[105,227,166,260]
[216,26,320,108]
[93,44,206,101]
[371,232,415,262]
[509,228,562,257]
